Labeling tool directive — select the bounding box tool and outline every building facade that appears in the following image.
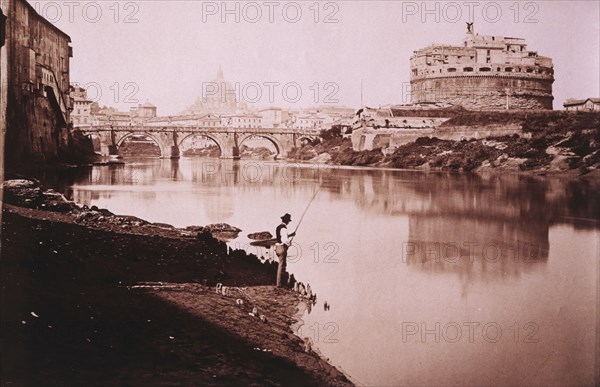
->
[1,0,73,165]
[563,98,600,111]
[70,85,92,128]
[130,102,157,120]
[410,24,554,110]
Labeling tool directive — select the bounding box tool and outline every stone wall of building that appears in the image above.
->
[411,75,553,110]
[1,0,74,166]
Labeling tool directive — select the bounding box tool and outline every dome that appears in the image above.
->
[180,66,239,115]
[203,66,237,113]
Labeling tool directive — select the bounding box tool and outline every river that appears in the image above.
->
[39,157,599,386]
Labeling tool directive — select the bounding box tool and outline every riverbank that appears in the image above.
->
[0,180,352,386]
[289,111,600,176]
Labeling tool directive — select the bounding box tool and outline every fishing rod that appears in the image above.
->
[250,181,324,248]
[289,182,323,244]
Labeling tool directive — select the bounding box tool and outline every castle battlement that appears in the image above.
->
[409,25,554,110]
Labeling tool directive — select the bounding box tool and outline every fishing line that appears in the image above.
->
[290,182,323,244]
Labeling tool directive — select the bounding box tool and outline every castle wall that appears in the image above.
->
[411,75,553,110]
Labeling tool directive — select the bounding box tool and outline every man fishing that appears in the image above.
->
[275,213,295,287]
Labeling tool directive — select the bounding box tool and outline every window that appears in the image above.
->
[505,67,513,72]
[447,68,457,72]
[464,67,473,72]
[479,67,491,72]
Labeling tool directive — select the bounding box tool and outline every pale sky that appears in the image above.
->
[31,0,600,115]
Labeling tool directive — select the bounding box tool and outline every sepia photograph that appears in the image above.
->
[0,0,599,385]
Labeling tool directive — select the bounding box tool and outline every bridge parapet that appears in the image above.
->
[82,125,320,136]
[80,125,320,159]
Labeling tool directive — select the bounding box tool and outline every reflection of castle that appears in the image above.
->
[410,24,554,110]
[328,170,600,283]
[405,215,548,279]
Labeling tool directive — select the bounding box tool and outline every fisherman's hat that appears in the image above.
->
[281,213,292,222]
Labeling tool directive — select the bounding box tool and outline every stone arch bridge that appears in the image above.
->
[80,125,320,159]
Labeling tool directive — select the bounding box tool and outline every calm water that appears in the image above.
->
[42,157,599,386]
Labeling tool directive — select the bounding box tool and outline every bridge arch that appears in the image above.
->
[238,134,283,159]
[177,133,224,157]
[116,132,168,157]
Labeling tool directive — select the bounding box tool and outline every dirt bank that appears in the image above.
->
[0,181,352,386]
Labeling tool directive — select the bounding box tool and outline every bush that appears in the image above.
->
[320,126,342,141]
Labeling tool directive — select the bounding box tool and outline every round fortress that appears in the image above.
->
[410,24,554,110]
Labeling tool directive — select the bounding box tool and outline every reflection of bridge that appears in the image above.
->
[80,125,320,159]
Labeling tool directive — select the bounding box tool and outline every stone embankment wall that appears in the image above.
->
[352,124,523,152]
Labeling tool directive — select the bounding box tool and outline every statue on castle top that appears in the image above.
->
[466,22,474,34]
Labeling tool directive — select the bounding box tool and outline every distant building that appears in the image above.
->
[563,98,600,111]
[294,113,327,130]
[1,0,74,164]
[305,105,356,117]
[221,113,262,128]
[131,101,157,120]
[258,107,285,128]
[410,24,554,110]
[105,110,133,126]
[70,85,92,128]
[300,105,355,130]
[146,112,222,128]
[80,98,158,127]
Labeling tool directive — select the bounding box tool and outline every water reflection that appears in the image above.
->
[40,159,599,283]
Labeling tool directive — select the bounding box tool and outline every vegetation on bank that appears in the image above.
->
[182,145,221,157]
[288,111,600,174]
[119,140,162,157]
